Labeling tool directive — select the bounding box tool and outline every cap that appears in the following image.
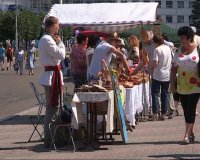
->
[118,38,125,46]
[108,32,121,42]
[191,26,197,33]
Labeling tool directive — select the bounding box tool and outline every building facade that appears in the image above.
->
[0,0,196,30]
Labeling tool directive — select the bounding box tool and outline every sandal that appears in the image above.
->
[182,137,190,145]
[189,133,195,143]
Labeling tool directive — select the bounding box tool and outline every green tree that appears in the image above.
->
[191,0,200,34]
[18,9,45,50]
[0,9,45,49]
[0,11,15,42]
[62,26,73,41]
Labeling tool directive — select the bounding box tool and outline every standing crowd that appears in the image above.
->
[35,15,200,148]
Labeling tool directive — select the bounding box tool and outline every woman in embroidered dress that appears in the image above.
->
[71,33,88,89]
[170,26,200,144]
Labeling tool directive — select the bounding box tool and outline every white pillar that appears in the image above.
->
[60,0,63,4]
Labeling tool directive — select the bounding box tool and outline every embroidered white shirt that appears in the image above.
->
[38,34,66,86]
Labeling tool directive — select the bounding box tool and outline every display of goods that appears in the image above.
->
[123,81,134,88]
[118,71,149,87]
[76,84,108,92]
[98,70,113,90]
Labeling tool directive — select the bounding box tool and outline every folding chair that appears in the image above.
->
[49,122,76,151]
[48,93,76,151]
[28,82,45,142]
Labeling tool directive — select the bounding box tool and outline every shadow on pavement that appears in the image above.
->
[0,115,39,125]
[149,154,200,159]
[121,140,200,145]
[0,146,33,151]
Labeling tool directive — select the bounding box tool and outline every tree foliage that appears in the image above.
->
[0,9,73,49]
[191,0,200,34]
[0,11,15,42]
[0,9,45,48]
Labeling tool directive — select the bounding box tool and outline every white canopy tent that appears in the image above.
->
[44,2,158,33]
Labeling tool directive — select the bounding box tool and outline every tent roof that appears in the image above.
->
[80,30,110,37]
[44,2,158,33]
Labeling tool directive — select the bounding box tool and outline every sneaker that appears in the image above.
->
[168,114,174,119]
[148,114,158,121]
[159,114,166,121]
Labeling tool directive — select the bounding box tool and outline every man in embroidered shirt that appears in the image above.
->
[38,16,66,148]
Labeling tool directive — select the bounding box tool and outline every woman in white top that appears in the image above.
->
[170,26,200,144]
[16,46,24,75]
[151,34,172,120]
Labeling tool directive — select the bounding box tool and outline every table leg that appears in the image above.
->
[78,103,107,150]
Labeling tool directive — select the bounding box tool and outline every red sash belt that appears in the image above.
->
[45,65,62,107]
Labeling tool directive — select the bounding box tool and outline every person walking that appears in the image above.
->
[6,43,13,70]
[38,16,66,148]
[170,26,200,144]
[0,43,6,71]
[27,41,36,75]
[16,46,24,75]
[191,26,200,116]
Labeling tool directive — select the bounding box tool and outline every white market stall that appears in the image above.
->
[44,2,158,145]
[44,2,158,33]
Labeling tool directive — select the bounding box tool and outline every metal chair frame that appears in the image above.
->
[28,82,45,142]
[49,122,76,151]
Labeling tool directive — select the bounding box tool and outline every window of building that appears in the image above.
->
[166,1,173,8]
[63,0,72,3]
[95,0,104,2]
[131,0,138,2]
[143,0,150,2]
[84,0,95,3]
[107,0,116,2]
[121,0,128,2]
[52,0,59,3]
[166,15,173,23]
[73,0,82,3]
[155,1,161,8]
[189,1,194,8]
[189,15,193,24]
[177,1,184,8]
[177,15,184,23]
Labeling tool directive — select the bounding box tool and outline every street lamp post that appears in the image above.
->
[15,0,18,52]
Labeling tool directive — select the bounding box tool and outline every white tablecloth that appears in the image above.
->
[124,82,150,126]
[71,90,114,133]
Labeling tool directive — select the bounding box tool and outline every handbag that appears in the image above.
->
[13,63,19,71]
[60,104,72,124]
[52,104,72,124]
